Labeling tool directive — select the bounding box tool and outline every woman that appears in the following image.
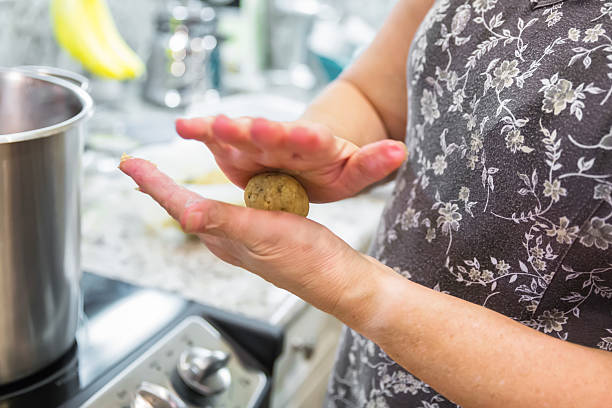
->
[120,0,612,406]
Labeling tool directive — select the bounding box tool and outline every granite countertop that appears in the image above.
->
[81,93,392,325]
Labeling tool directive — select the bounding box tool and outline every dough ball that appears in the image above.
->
[244,172,309,217]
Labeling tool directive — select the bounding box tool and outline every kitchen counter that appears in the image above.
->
[81,93,392,327]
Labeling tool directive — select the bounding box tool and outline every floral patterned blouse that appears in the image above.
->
[325,1,612,407]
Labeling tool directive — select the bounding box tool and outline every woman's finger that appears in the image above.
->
[337,139,407,194]
[212,115,262,154]
[119,157,205,220]
[119,157,228,237]
[176,117,233,157]
[250,118,286,150]
[119,156,307,243]
[175,117,213,142]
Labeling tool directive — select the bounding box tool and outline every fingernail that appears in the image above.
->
[214,114,233,128]
[184,211,203,232]
[120,153,133,163]
[399,142,409,159]
[176,117,195,124]
[251,117,267,129]
[175,118,197,135]
[388,143,408,160]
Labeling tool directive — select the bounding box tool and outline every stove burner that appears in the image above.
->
[0,343,79,404]
[0,273,282,408]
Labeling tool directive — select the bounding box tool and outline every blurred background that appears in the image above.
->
[0,0,395,98]
[0,1,396,406]
[0,0,396,155]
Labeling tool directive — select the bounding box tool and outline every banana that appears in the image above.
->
[50,0,144,80]
[82,0,145,78]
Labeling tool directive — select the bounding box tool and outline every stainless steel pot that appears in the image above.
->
[0,68,93,384]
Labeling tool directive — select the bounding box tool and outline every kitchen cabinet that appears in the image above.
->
[270,300,343,408]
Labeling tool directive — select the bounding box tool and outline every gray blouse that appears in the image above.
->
[325,1,612,407]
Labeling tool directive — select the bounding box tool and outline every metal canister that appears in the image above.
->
[143,2,219,108]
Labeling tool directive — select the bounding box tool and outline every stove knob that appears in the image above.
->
[177,347,231,396]
[131,382,187,408]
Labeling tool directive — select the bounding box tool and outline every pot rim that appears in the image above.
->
[0,68,94,144]
[15,65,90,92]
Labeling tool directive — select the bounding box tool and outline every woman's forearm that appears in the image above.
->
[300,0,435,146]
[300,79,389,147]
[337,255,612,408]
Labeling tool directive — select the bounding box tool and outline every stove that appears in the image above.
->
[0,273,284,408]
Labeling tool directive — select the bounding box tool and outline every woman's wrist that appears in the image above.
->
[330,252,409,341]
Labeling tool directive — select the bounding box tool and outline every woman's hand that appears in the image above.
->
[175,116,407,203]
[119,156,381,318]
